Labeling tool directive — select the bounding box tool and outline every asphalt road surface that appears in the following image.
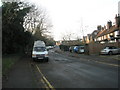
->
[3,47,119,89]
[35,48,118,88]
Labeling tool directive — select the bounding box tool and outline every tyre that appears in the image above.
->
[108,51,113,55]
[33,58,36,62]
[46,59,49,62]
[45,58,49,62]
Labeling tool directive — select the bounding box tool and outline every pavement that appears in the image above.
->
[2,56,43,88]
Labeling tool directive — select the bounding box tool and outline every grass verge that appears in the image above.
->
[2,54,22,76]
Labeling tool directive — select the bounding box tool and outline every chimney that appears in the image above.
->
[107,20,112,29]
[97,25,102,30]
[104,25,106,30]
[115,14,120,27]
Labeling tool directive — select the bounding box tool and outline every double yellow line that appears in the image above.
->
[35,65,55,90]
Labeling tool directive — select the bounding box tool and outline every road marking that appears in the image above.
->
[41,79,49,89]
[95,61,120,67]
[99,55,120,60]
[35,65,55,90]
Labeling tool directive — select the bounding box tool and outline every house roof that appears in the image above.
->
[95,25,119,38]
[91,30,100,38]
[96,29,106,38]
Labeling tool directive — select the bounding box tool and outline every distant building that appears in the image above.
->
[83,14,120,43]
[95,14,120,43]
[56,41,62,46]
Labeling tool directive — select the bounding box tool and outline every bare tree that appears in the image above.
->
[23,3,52,36]
[61,32,75,41]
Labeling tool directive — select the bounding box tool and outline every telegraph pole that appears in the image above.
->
[80,17,84,38]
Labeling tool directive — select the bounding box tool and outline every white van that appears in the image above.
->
[32,40,49,62]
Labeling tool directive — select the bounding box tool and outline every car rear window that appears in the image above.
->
[80,47,84,49]
[109,47,113,49]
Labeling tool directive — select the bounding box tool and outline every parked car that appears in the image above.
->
[69,46,75,52]
[77,46,85,54]
[73,46,85,53]
[46,46,54,50]
[73,46,79,53]
[100,46,120,55]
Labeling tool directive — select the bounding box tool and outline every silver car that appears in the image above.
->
[100,46,120,55]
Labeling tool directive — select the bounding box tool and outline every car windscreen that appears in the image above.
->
[104,47,109,49]
[80,47,84,49]
[104,46,117,49]
[33,47,46,52]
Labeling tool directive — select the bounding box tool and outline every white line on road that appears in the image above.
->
[95,61,120,67]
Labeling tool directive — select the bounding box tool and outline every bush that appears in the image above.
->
[59,45,70,51]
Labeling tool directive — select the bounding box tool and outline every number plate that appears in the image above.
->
[38,58,43,59]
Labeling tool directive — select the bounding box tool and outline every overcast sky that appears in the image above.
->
[1,0,120,40]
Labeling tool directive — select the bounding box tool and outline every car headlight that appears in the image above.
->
[45,54,48,57]
[32,54,36,57]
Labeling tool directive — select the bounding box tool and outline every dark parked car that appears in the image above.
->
[69,46,75,52]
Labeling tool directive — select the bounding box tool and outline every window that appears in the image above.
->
[114,31,119,37]
[34,47,46,52]
[109,47,113,49]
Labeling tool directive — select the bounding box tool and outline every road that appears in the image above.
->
[33,47,119,88]
[3,47,119,89]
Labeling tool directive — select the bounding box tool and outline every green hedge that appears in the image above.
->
[59,45,70,51]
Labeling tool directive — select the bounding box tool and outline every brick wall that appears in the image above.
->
[87,42,120,55]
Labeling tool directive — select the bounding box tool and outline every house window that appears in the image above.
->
[98,37,100,41]
[94,32,97,35]
[114,31,119,37]
[104,35,106,39]
[107,34,110,38]
[100,37,102,41]
[110,33,113,36]
[109,40,116,43]
[102,36,104,40]
[95,39,96,41]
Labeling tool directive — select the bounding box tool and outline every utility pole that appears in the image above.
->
[80,17,84,38]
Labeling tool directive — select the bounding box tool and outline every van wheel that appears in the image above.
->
[109,51,113,55]
[33,59,36,62]
[46,58,49,62]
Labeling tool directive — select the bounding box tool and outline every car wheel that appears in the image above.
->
[46,59,49,62]
[33,58,36,62]
[108,51,113,55]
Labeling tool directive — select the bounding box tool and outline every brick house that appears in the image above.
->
[83,14,120,44]
[95,14,120,43]
[83,14,120,54]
